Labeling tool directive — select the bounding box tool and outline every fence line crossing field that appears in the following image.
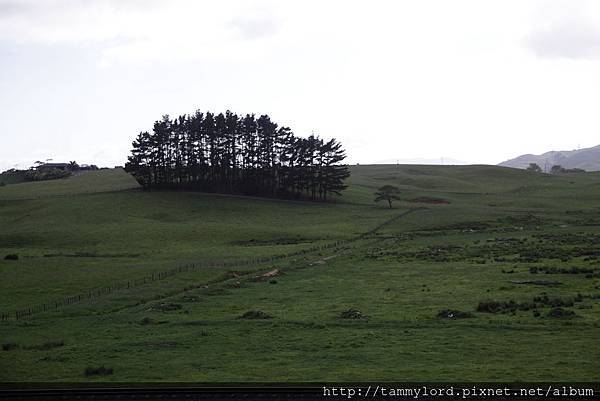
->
[1,165,599,381]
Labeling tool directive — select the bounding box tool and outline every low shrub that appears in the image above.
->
[533,295,574,308]
[476,300,535,314]
[546,308,577,318]
[240,310,272,319]
[340,308,363,319]
[139,317,157,325]
[531,266,596,275]
[2,342,19,351]
[4,254,18,261]
[477,300,515,314]
[84,366,113,376]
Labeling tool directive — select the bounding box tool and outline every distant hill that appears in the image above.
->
[373,157,468,165]
[499,145,600,171]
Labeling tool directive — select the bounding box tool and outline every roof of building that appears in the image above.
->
[38,163,69,168]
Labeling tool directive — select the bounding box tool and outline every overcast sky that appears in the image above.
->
[2,0,600,171]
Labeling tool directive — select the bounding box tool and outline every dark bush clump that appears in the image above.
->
[139,317,156,325]
[240,310,272,319]
[476,300,535,314]
[340,308,363,319]
[4,254,18,261]
[477,300,513,314]
[531,266,596,275]
[2,342,19,351]
[546,308,577,318]
[533,295,574,308]
[25,168,71,181]
[84,366,113,376]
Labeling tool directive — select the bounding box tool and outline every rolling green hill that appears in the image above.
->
[0,165,599,382]
[0,168,140,200]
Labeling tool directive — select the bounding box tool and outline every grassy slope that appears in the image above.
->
[0,168,140,200]
[0,165,599,382]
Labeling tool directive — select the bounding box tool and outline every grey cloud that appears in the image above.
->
[0,0,35,18]
[527,20,600,60]
[0,0,159,20]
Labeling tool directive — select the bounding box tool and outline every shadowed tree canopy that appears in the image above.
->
[125,110,350,201]
[526,163,542,173]
[374,185,401,209]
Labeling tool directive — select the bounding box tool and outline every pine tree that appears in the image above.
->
[125,109,351,201]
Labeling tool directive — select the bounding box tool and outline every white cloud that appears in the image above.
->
[230,12,282,40]
[3,0,600,172]
[525,0,600,60]
[527,21,600,60]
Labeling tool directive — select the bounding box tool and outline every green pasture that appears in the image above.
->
[0,165,599,382]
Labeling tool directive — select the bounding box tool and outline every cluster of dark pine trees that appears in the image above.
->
[125,110,350,200]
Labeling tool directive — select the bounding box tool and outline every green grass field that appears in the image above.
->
[0,168,140,200]
[1,165,599,382]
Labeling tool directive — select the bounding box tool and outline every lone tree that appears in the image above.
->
[374,185,401,209]
[526,163,542,173]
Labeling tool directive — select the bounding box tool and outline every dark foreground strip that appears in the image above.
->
[0,383,598,401]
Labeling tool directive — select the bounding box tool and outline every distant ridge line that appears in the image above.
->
[498,144,600,171]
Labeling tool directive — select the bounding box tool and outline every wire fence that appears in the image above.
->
[0,208,420,322]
